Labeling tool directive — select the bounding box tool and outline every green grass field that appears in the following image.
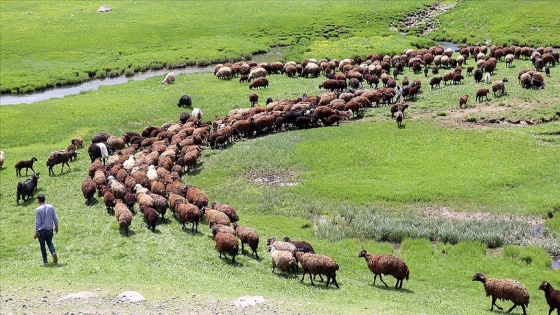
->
[1,1,560,314]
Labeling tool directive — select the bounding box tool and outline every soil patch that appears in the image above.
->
[389,1,457,35]
[247,170,300,187]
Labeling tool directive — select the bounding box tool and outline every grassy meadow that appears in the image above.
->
[1,1,560,314]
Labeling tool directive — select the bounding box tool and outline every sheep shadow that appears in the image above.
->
[84,198,99,206]
[180,227,200,236]
[119,229,136,237]
[186,166,203,176]
[42,262,67,268]
[217,255,243,267]
[376,284,415,294]
[398,123,406,129]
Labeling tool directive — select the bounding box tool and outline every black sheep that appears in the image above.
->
[474,68,483,83]
[177,94,192,108]
[15,157,37,177]
[16,172,40,204]
[88,142,111,165]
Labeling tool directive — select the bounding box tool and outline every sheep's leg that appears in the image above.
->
[506,303,519,314]
[253,248,259,260]
[379,275,389,288]
[491,296,503,311]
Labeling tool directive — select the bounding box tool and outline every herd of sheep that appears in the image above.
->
[6,42,559,313]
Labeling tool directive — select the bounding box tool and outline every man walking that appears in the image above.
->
[34,194,59,265]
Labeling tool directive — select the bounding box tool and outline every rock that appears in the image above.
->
[233,295,265,307]
[115,291,145,303]
[58,291,99,301]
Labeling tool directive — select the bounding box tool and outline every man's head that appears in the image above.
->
[37,194,46,203]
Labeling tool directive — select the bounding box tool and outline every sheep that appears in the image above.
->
[474,68,483,83]
[202,208,231,226]
[185,185,209,209]
[15,157,38,177]
[248,67,267,81]
[215,66,233,80]
[71,136,84,149]
[46,150,76,176]
[148,192,168,220]
[249,77,269,89]
[538,281,560,315]
[459,94,469,109]
[161,71,175,84]
[0,150,4,169]
[210,220,236,237]
[429,77,443,89]
[267,238,297,255]
[81,176,96,205]
[395,110,404,128]
[476,88,490,102]
[123,189,136,212]
[484,72,491,84]
[283,237,315,254]
[88,142,111,165]
[358,249,409,289]
[471,273,530,315]
[492,78,508,96]
[269,246,297,275]
[175,202,200,232]
[114,201,133,236]
[140,205,159,232]
[545,66,551,77]
[191,107,203,121]
[249,92,259,107]
[505,54,514,68]
[233,223,259,260]
[16,172,40,204]
[214,231,239,264]
[211,201,239,223]
[390,104,408,118]
[295,251,340,289]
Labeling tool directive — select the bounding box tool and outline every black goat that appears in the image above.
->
[17,172,40,204]
[15,157,37,177]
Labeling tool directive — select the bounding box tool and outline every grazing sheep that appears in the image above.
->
[177,94,192,108]
[211,201,239,223]
[283,237,315,254]
[214,231,239,264]
[0,150,4,169]
[175,202,200,232]
[16,172,40,204]
[15,157,38,177]
[215,66,233,80]
[459,94,469,108]
[46,150,76,176]
[269,246,297,275]
[472,273,530,315]
[114,201,133,236]
[295,251,340,289]
[185,185,209,209]
[249,92,259,107]
[538,281,560,315]
[248,67,267,81]
[358,249,409,289]
[476,88,490,102]
[161,71,176,84]
[140,205,159,232]
[81,177,96,205]
[233,223,260,260]
[492,78,509,96]
[249,77,269,89]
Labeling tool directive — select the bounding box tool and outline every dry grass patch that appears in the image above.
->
[246,169,300,187]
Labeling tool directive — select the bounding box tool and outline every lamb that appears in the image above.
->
[0,150,4,169]
[283,237,315,254]
[247,92,260,107]
[459,94,469,108]
[46,150,76,176]
[269,246,297,275]
[476,88,490,102]
[538,281,560,315]
[214,231,239,264]
[390,104,408,118]
[492,78,508,96]
[102,186,116,214]
[484,72,491,84]
[249,77,269,89]
[114,201,133,236]
[175,202,200,232]
[16,172,40,204]
[71,137,84,149]
[140,205,159,232]
[233,223,259,260]
[161,71,175,84]
[295,251,340,289]
[185,185,209,209]
[81,176,96,205]
[358,249,409,289]
[211,201,239,223]
[15,157,38,177]
[191,107,203,121]
[472,273,529,314]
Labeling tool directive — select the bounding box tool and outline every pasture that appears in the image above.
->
[1,1,560,314]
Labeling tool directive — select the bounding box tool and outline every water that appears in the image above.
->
[553,258,560,270]
[436,41,464,52]
[0,66,214,106]
[250,46,289,64]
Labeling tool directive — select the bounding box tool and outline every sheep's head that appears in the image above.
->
[358,249,368,258]
[266,238,277,246]
[471,273,486,283]
[538,281,551,291]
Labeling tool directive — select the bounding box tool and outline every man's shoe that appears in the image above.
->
[52,253,58,264]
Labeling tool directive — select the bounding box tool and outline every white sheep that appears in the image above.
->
[484,72,491,84]
[248,67,267,81]
[147,165,158,181]
[215,66,233,80]
[123,155,135,171]
[191,107,203,121]
[161,71,176,84]
[269,246,297,275]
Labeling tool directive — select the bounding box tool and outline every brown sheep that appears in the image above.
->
[472,273,529,315]
[233,223,260,260]
[203,208,231,227]
[358,249,409,289]
[114,201,133,236]
[538,281,560,315]
[140,205,159,232]
[185,185,208,209]
[81,177,96,205]
[459,94,469,108]
[249,77,269,89]
[210,220,236,237]
[249,92,259,107]
[71,136,84,149]
[295,251,340,289]
[176,202,200,232]
[492,78,508,96]
[102,186,116,214]
[215,232,239,264]
[476,89,489,102]
[211,202,239,223]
